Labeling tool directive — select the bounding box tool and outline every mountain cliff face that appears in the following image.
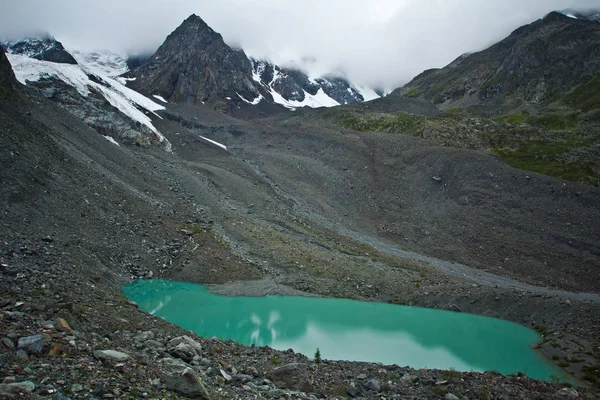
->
[249,58,368,106]
[129,14,382,110]
[396,12,600,114]
[3,36,77,65]
[0,46,17,88]
[130,14,264,105]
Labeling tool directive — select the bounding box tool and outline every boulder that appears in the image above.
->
[266,363,313,392]
[93,349,130,362]
[363,379,381,393]
[166,335,202,362]
[17,334,45,354]
[165,367,211,399]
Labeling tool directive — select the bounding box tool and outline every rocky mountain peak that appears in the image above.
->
[3,36,77,64]
[396,11,600,113]
[130,14,262,105]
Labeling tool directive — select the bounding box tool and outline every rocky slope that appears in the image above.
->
[395,11,600,114]
[320,11,600,186]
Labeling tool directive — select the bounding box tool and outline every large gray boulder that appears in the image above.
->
[164,367,211,399]
[266,363,313,392]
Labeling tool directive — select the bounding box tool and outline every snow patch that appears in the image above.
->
[237,92,263,105]
[153,95,168,103]
[8,53,92,96]
[7,52,171,152]
[103,135,120,146]
[354,85,382,101]
[270,87,339,109]
[199,135,228,151]
[71,51,129,77]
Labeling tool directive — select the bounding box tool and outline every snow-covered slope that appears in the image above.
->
[6,49,170,150]
[249,58,384,110]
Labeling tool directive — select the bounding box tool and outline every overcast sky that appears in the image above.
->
[1,0,598,88]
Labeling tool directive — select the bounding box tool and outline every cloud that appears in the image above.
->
[0,0,597,89]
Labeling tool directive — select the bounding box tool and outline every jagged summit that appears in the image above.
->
[129,14,382,111]
[3,35,77,65]
[129,14,263,105]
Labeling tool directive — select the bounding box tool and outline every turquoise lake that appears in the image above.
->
[122,279,570,382]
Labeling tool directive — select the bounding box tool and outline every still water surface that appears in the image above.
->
[123,279,569,381]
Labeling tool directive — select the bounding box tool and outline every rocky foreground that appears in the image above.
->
[0,270,596,400]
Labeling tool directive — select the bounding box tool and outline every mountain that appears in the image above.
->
[129,14,383,111]
[3,36,77,65]
[2,11,600,395]
[394,12,600,114]
[319,11,600,186]
[3,38,171,151]
[249,58,381,108]
[129,14,265,106]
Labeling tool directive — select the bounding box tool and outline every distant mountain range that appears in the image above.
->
[127,14,384,111]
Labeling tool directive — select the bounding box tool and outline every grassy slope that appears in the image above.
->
[321,105,600,186]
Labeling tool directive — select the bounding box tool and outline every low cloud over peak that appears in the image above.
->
[1,0,597,89]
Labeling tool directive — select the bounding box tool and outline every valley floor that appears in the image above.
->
[1,88,599,399]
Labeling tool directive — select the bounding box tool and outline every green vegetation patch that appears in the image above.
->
[493,113,527,125]
[526,113,579,131]
[563,78,600,112]
[334,112,423,134]
[491,137,600,186]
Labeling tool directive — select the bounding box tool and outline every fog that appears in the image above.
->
[1,0,597,88]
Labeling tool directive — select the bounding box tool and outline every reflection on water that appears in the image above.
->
[122,279,570,382]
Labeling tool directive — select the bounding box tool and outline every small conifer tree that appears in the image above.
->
[314,347,321,363]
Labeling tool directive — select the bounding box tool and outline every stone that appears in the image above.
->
[0,381,36,398]
[48,343,62,357]
[17,334,45,354]
[363,379,381,392]
[71,383,84,392]
[267,363,313,392]
[445,394,460,400]
[1,337,15,349]
[220,369,232,381]
[144,339,164,349]
[555,387,580,399]
[166,335,203,362]
[93,349,130,362]
[400,373,417,383]
[232,374,252,383]
[55,318,71,332]
[92,381,108,396]
[246,366,259,377]
[164,367,210,399]
[133,331,155,341]
[356,373,367,380]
